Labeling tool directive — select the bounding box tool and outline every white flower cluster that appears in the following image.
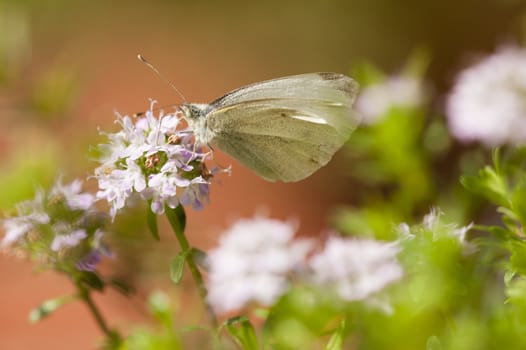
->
[206,216,403,314]
[398,207,475,256]
[206,217,312,314]
[356,76,427,124]
[1,179,108,271]
[309,236,402,302]
[95,102,215,218]
[446,46,526,146]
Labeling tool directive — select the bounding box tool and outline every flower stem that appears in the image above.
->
[77,283,112,338]
[165,205,218,327]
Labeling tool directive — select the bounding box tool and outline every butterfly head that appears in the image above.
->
[179,103,214,146]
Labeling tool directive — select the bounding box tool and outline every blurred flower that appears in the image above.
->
[412,207,475,253]
[355,76,427,124]
[446,46,526,146]
[206,216,312,314]
[309,236,403,302]
[95,101,223,218]
[1,178,109,272]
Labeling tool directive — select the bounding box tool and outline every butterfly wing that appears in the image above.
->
[210,72,358,110]
[204,74,359,182]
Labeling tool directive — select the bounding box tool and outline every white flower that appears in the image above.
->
[206,217,312,314]
[1,213,49,247]
[356,76,426,124]
[419,208,475,251]
[50,178,95,211]
[309,237,403,301]
[1,179,109,271]
[446,46,526,146]
[1,190,49,247]
[94,102,217,218]
[51,229,87,251]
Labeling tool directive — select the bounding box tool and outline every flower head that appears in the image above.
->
[400,207,475,253]
[1,178,109,272]
[308,236,403,302]
[94,101,222,218]
[206,216,312,314]
[446,46,526,146]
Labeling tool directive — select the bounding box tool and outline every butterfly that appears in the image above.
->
[178,72,360,182]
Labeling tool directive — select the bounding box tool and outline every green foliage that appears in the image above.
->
[223,316,259,350]
[324,319,346,350]
[29,295,74,323]
[165,205,187,237]
[147,202,160,240]
[119,291,182,350]
[170,251,189,284]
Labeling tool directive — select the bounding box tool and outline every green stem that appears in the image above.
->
[77,284,112,337]
[165,205,218,327]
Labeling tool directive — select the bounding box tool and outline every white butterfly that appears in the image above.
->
[180,72,360,182]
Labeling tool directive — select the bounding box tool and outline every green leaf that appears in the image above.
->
[511,179,526,226]
[484,225,515,241]
[29,295,74,323]
[170,251,189,284]
[80,271,105,291]
[460,166,509,206]
[325,319,346,350]
[146,201,160,240]
[101,330,123,350]
[510,242,526,276]
[165,205,186,236]
[401,47,431,78]
[224,316,259,350]
[350,60,385,86]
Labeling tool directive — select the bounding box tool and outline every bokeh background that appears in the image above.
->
[1,0,525,349]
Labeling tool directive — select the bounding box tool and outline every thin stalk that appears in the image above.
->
[77,284,112,337]
[165,206,218,327]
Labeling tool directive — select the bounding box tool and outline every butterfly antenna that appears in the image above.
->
[137,54,188,104]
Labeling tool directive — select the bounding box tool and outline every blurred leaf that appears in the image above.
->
[80,271,105,291]
[510,178,526,226]
[148,291,173,328]
[146,202,160,241]
[29,294,74,323]
[484,225,516,241]
[401,47,431,78]
[102,330,123,350]
[332,205,401,240]
[461,166,508,207]
[510,242,526,276]
[423,119,451,155]
[169,251,188,284]
[506,276,526,308]
[224,316,259,350]
[324,319,345,350]
[350,60,385,86]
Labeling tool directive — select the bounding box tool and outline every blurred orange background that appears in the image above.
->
[0,1,524,348]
